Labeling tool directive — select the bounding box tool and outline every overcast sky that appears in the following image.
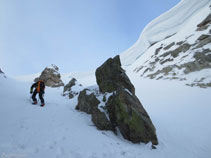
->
[0,0,180,76]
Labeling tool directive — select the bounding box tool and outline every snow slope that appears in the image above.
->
[120,0,210,66]
[1,1,211,157]
[0,73,211,158]
[129,4,211,85]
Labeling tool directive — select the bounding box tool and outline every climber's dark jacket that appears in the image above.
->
[30,80,45,104]
[31,80,45,93]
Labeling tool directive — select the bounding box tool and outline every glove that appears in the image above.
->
[30,90,33,94]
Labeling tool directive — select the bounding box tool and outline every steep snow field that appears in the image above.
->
[120,0,210,66]
[0,73,211,158]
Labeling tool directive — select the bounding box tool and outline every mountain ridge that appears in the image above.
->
[120,0,211,88]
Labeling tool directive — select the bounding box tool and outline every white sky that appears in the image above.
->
[0,0,180,76]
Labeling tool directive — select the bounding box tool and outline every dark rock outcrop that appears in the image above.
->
[163,42,175,50]
[183,49,211,74]
[34,64,64,87]
[75,89,113,130]
[95,55,157,145]
[197,13,211,31]
[96,55,135,95]
[91,108,113,131]
[160,43,191,58]
[194,35,211,49]
[64,78,77,92]
[63,78,82,99]
[75,89,100,114]
[76,55,158,145]
[107,88,158,145]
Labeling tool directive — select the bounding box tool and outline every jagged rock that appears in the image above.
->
[161,43,191,58]
[76,89,113,130]
[183,49,211,74]
[107,88,158,145]
[35,64,64,87]
[91,108,113,131]
[197,25,209,31]
[95,55,158,144]
[197,13,211,31]
[147,66,174,79]
[64,78,77,92]
[96,55,135,95]
[187,82,211,88]
[176,41,185,45]
[63,78,82,99]
[194,35,211,49]
[146,49,211,77]
[163,42,175,50]
[75,89,100,114]
[155,47,163,55]
[76,55,158,145]
[160,58,174,65]
[197,34,210,41]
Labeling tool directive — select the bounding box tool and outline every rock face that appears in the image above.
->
[96,55,135,95]
[63,78,82,99]
[107,88,158,144]
[76,89,100,114]
[76,55,158,145]
[35,64,64,87]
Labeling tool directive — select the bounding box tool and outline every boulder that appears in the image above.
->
[91,108,113,131]
[64,78,77,92]
[63,78,82,99]
[35,64,64,87]
[76,89,113,130]
[95,55,158,145]
[75,89,100,114]
[76,55,158,145]
[96,55,135,95]
[107,88,158,145]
